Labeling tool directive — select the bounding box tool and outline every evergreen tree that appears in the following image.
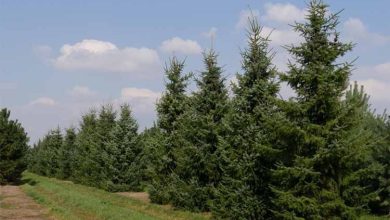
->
[212,17,281,219]
[149,57,191,204]
[171,50,229,211]
[0,108,29,184]
[29,128,63,177]
[74,109,99,185]
[105,104,142,192]
[271,1,376,219]
[361,100,390,215]
[58,127,77,180]
[92,105,117,189]
[372,116,390,215]
[139,123,164,185]
[339,83,384,214]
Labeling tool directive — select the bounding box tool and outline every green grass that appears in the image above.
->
[21,172,210,220]
[20,172,389,220]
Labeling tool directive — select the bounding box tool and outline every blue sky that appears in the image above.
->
[1,0,389,143]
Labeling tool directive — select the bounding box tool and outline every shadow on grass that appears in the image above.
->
[20,178,38,186]
[0,178,38,186]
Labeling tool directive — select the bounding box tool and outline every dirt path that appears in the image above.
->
[0,185,51,220]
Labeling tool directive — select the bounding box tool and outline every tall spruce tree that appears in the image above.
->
[139,123,164,185]
[58,127,77,180]
[171,50,229,211]
[105,104,142,192]
[46,128,63,177]
[30,128,63,177]
[74,109,99,185]
[0,108,29,184]
[211,17,281,219]
[149,57,191,204]
[93,105,117,189]
[271,1,376,219]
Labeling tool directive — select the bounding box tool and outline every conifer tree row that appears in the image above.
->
[28,104,144,192]
[27,1,389,218]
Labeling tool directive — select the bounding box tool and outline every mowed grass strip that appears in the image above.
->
[21,172,210,220]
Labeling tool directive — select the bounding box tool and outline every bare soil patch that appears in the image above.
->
[0,185,52,220]
[116,191,151,203]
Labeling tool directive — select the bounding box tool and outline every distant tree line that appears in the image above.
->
[27,1,389,219]
[28,104,144,192]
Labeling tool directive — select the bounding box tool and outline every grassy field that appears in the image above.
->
[21,172,210,220]
[20,172,388,220]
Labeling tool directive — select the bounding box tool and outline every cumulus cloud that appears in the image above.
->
[30,97,56,106]
[114,87,161,128]
[352,61,390,112]
[262,3,306,24]
[53,39,161,75]
[202,27,217,39]
[344,18,389,45]
[354,62,390,81]
[160,37,202,55]
[261,26,302,46]
[118,87,160,106]
[357,79,388,101]
[236,9,260,29]
[69,86,96,97]
[356,79,390,112]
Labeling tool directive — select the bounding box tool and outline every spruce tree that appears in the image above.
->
[211,17,281,219]
[271,1,375,219]
[58,127,77,180]
[29,128,63,177]
[171,50,229,211]
[139,123,164,185]
[105,104,142,192]
[0,108,29,184]
[74,109,99,185]
[149,57,191,204]
[92,105,117,189]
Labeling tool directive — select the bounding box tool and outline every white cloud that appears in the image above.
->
[344,18,389,45]
[69,86,96,97]
[118,87,160,110]
[202,27,217,39]
[119,87,160,102]
[352,61,390,112]
[160,37,202,55]
[53,39,161,75]
[115,87,161,127]
[262,3,306,24]
[354,62,390,81]
[373,62,390,75]
[261,26,302,46]
[356,79,389,107]
[30,97,56,106]
[236,9,260,29]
